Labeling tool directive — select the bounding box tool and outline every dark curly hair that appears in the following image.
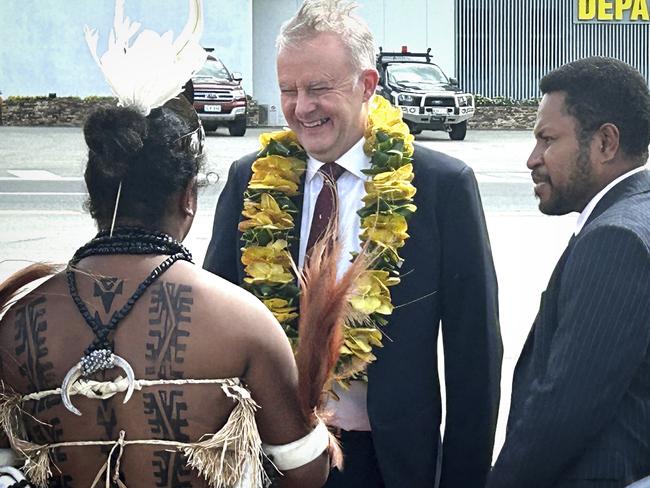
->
[540,56,650,164]
[83,97,205,230]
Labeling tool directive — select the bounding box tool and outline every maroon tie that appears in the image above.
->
[305,162,346,256]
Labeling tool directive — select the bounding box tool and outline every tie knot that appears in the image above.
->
[319,162,345,182]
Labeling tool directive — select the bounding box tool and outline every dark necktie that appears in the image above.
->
[305,162,346,257]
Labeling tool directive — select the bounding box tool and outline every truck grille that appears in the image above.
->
[423,96,455,108]
[195,91,234,102]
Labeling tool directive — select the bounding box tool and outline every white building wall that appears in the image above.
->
[361,0,455,75]
[252,0,303,126]
[0,0,454,109]
[208,0,254,96]
[0,0,254,97]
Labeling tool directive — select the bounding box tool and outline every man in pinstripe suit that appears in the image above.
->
[488,57,650,488]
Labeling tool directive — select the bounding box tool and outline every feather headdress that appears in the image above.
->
[84,0,207,115]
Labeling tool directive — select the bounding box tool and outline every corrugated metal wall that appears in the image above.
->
[456,0,650,99]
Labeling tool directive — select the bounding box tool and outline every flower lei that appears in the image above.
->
[238,95,417,383]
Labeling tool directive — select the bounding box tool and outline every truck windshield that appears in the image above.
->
[195,59,230,80]
[386,63,448,87]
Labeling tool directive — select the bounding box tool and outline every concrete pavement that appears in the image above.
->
[0,125,577,461]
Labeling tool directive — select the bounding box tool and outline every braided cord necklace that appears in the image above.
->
[66,227,193,373]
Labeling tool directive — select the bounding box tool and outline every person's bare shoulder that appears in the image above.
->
[188,264,287,343]
[0,269,65,324]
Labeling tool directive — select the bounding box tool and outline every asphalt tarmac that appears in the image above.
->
[0,125,578,460]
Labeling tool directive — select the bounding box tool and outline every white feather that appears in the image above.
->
[85,0,207,115]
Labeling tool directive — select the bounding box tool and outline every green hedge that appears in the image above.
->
[4,94,538,108]
[5,96,116,103]
[474,95,540,107]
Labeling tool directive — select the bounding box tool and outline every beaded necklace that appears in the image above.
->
[61,226,193,415]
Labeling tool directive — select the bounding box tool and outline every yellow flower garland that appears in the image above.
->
[239,95,417,383]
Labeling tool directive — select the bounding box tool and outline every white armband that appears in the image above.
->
[0,466,32,488]
[262,420,329,471]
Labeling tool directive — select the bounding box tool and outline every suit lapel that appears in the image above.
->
[543,171,650,319]
[516,173,650,410]
[583,169,650,229]
[549,233,577,288]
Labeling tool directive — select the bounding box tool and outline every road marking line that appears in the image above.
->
[0,210,83,215]
[1,173,528,183]
[3,237,48,244]
[6,170,64,179]
[0,210,215,216]
[482,173,531,179]
[475,175,531,184]
[1,174,210,182]
[485,211,546,217]
[0,176,83,181]
[0,192,86,196]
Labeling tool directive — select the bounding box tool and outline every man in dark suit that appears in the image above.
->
[203,1,501,486]
[488,57,650,488]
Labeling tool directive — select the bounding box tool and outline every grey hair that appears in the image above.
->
[277,0,376,73]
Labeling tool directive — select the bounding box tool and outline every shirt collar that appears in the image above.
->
[575,166,645,235]
[305,137,370,183]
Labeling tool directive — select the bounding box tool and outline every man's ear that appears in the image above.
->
[594,123,620,164]
[360,68,379,101]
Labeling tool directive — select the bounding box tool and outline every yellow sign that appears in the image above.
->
[576,0,650,21]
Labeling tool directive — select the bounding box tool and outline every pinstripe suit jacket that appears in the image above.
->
[488,170,650,488]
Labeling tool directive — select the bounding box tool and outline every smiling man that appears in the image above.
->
[204,1,501,487]
[488,57,650,487]
[277,32,372,164]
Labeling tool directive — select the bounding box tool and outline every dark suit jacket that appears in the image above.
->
[488,170,650,488]
[204,144,502,488]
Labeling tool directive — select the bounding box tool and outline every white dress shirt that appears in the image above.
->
[574,166,645,236]
[298,137,372,431]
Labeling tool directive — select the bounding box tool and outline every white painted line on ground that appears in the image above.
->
[0,210,540,217]
[483,173,531,180]
[0,176,83,181]
[0,210,83,215]
[7,170,63,179]
[0,172,530,184]
[486,211,543,217]
[2,173,208,182]
[475,174,531,184]
[0,192,86,196]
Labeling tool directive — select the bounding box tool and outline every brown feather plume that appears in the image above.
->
[0,263,59,315]
[293,220,370,469]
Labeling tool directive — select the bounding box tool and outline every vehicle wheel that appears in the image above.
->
[228,118,247,137]
[405,121,422,135]
[449,121,467,141]
[202,124,218,132]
